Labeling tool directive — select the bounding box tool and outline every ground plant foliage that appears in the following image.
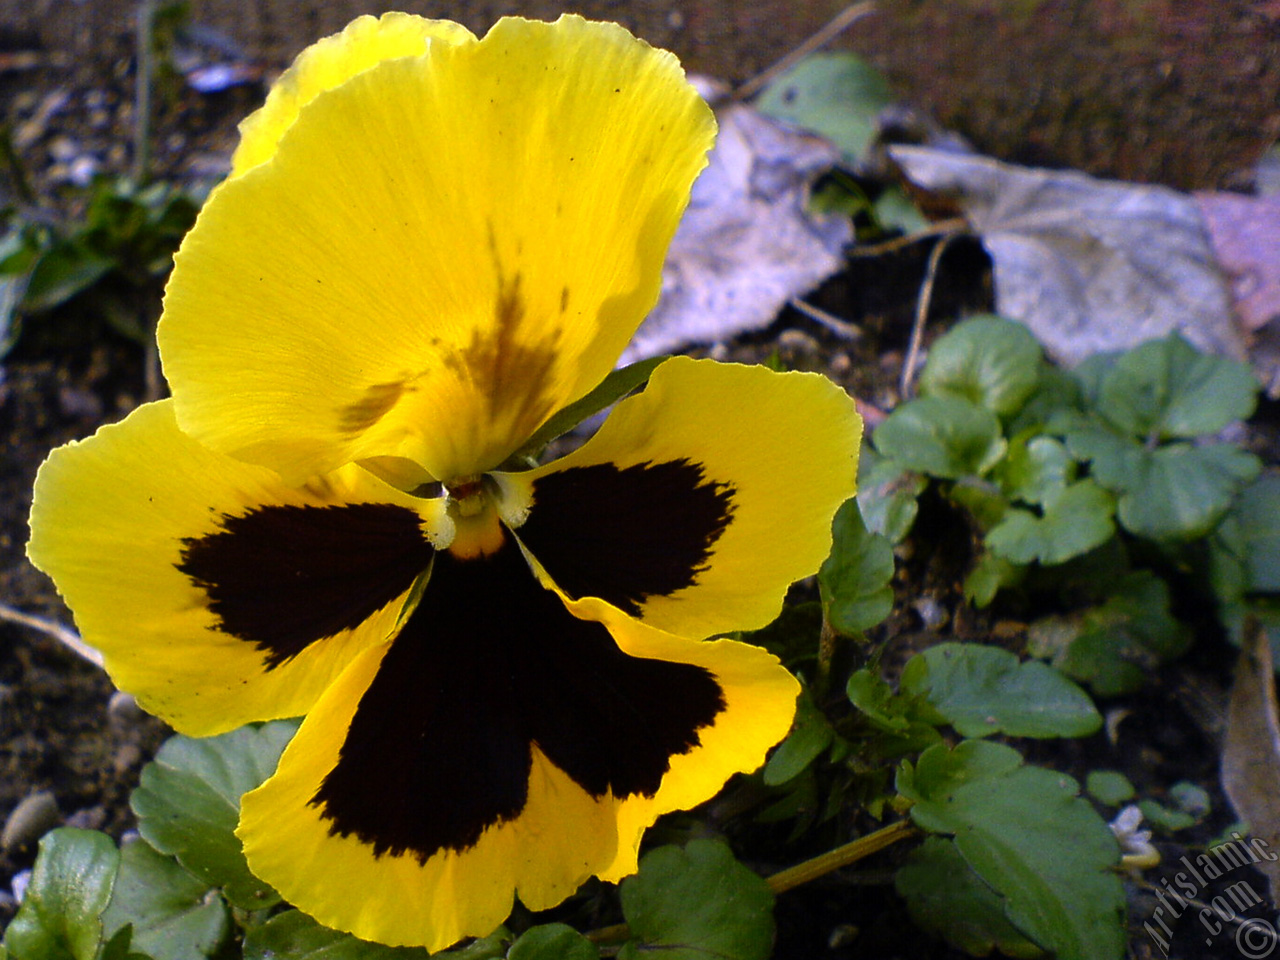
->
[2,8,1280,960]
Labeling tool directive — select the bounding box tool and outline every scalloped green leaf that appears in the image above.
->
[755,53,892,165]
[996,434,1074,505]
[2,829,119,960]
[897,741,1125,960]
[618,840,774,960]
[918,314,1044,416]
[130,720,297,910]
[763,689,835,786]
[819,498,895,634]
[508,925,599,960]
[241,909,443,960]
[102,839,228,960]
[900,643,1101,739]
[873,396,1006,479]
[896,837,1044,958]
[1115,443,1260,541]
[1096,333,1258,439]
[985,479,1115,565]
[856,445,925,543]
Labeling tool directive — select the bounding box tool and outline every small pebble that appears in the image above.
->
[113,742,143,776]
[65,805,106,831]
[912,595,949,631]
[2,791,62,854]
[777,329,821,355]
[107,690,144,731]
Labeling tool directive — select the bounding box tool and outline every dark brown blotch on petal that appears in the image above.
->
[339,380,407,434]
[311,537,725,862]
[178,502,434,667]
[517,459,735,616]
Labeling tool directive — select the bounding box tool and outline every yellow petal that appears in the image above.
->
[231,13,475,177]
[507,357,862,638]
[239,536,796,949]
[26,401,442,736]
[161,15,715,485]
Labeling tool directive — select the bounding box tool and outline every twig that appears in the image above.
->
[734,2,877,101]
[0,601,103,667]
[848,218,968,258]
[899,233,957,400]
[133,0,155,183]
[788,297,863,340]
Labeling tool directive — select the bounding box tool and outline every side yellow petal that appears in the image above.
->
[509,357,862,639]
[161,15,715,485]
[231,13,474,177]
[26,401,441,736]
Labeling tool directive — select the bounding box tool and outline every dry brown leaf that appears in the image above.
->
[889,146,1250,370]
[623,83,853,362]
[1221,618,1280,903]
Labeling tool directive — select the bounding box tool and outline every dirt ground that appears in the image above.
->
[1,3,1278,958]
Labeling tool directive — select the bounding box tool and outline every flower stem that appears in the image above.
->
[766,818,917,894]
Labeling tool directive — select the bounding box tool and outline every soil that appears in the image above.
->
[0,6,1277,960]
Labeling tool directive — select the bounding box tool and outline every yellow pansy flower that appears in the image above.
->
[27,13,862,950]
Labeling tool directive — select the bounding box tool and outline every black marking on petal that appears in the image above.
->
[178,503,434,667]
[311,537,725,862]
[516,460,735,615]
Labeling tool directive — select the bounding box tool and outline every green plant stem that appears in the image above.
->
[586,819,918,945]
[766,817,917,894]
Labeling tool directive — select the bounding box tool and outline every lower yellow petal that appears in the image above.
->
[239,539,796,949]
[231,13,474,176]
[509,357,862,638]
[26,401,440,736]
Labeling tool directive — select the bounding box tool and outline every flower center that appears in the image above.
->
[442,475,504,560]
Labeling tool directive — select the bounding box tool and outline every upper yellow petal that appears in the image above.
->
[26,401,441,736]
[231,13,474,177]
[161,15,715,484]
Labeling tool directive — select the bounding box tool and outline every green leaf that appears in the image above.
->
[130,719,297,910]
[818,498,895,634]
[1138,800,1197,834]
[508,356,668,465]
[1096,333,1258,439]
[1216,472,1280,594]
[1007,367,1084,435]
[762,690,834,786]
[845,669,945,755]
[900,643,1101,739]
[1032,571,1191,696]
[102,839,229,960]
[918,314,1044,416]
[2,829,119,960]
[897,741,1125,960]
[895,837,1044,959]
[618,840,774,960]
[855,446,924,543]
[873,396,1006,479]
[242,909,435,960]
[22,243,114,311]
[507,925,598,960]
[985,479,1115,565]
[1067,422,1260,541]
[1116,443,1260,541]
[963,551,1023,608]
[1085,771,1135,806]
[754,53,892,165]
[871,185,929,235]
[996,435,1074,505]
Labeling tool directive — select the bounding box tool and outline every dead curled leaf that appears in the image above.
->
[888,146,1259,382]
[1221,618,1280,903]
[623,82,853,362]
